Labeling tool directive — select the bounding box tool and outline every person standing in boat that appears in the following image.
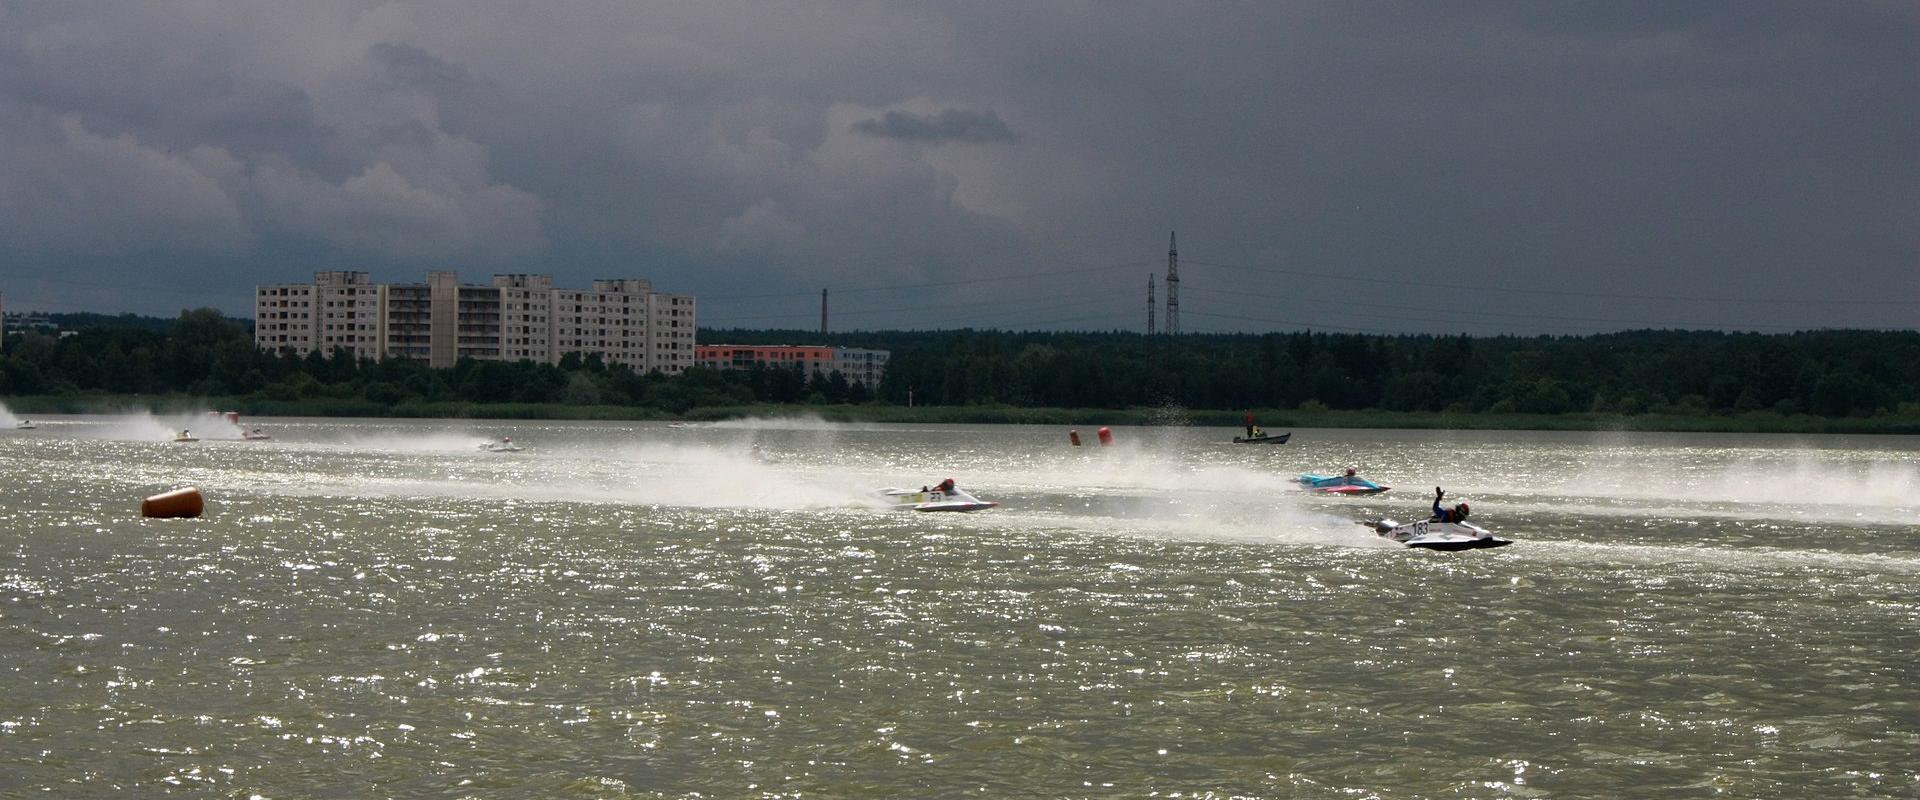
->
[1244,412,1255,439]
[1430,487,1469,523]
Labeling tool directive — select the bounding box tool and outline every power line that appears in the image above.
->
[1184,258,1920,306]
[1182,309,1410,336]
[1182,286,1820,333]
[986,310,1138,331]
[701,295,1134,332]
[699,287,1135,326]
[705,258,1157,303]
[907,292,1135,328]
[0,273,229,301]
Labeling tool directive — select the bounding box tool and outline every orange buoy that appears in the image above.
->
[142,487,205,519]
[1069,429,1082,446]
[1097,426,1113,446]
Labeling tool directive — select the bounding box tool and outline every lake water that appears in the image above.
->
[1,413,1916,797]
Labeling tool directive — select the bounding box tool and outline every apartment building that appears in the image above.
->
[256,271,695,373]
[833,346,890,387]
[695,344,890,386]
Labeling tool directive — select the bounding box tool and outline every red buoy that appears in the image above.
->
[1096,426,1113,446]
[142,487,205,519]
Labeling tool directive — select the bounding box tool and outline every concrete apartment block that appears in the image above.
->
[255,271,696,374]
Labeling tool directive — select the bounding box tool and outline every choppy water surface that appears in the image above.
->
[1,413,1916,797]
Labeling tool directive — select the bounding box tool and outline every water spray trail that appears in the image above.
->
[339,430,526,453]
[66,409,245,441]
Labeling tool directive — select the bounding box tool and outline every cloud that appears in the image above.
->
[250,155,546,263]
[852,109,1017,144]
[369,42,471,94]
[0,2,1914,332]
[0,109,249,254]
[0,15,548,278]
[717,198,808,254]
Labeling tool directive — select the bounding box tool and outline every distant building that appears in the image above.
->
[696,344,890,386]
[256,271,696,372]
[3,310,58,333]
[832,346,889,387]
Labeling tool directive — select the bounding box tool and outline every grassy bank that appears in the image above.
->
[4,394,1917,434]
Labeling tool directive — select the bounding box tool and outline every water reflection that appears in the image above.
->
[0,418,1914,796]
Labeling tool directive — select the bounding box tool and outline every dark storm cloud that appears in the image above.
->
[0,2,1913,332]
[370,43,471,94]
[852,109,1016,144]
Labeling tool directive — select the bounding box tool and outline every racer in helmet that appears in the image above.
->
[1431,487,1470,523]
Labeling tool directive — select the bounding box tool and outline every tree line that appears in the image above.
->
[715,326,1918,418]
[2,310,1915,419]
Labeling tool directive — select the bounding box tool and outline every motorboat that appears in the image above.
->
[13,420,35,430]
[478,438,523,453]
[1232,431,1291,445]
[1363,518,1511,551]
[241,429,272,441]
[172,431,200,443]
[1297,472,1390,495]
[876,486,998,512]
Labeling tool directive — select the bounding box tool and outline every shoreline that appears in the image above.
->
[5,394,1918,435]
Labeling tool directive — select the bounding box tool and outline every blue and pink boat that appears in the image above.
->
[1296,472,1391,495]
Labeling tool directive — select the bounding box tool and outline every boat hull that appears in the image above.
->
[1405,534,1511,551]
[1315,485,1390,495]
[1298,473,1389,494]
[1365,518,1510,551]
[1232,433,1291,444]
[877,488,998,513]
[910,500,998,512]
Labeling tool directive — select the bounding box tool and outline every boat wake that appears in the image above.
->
[1506,536,1920,577]
[67,410,245,441]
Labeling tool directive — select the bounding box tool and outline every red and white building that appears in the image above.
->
[696,344,889,386]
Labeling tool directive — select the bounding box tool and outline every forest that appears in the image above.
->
[2,310,1916,422]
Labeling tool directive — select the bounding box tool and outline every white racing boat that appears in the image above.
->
[877,487,999,512]
[1364,518,1512,551]
[172,430,200,443]
[478,438,523,453]
[14,420,36,430]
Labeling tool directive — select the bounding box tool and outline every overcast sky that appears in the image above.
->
[0,2,1914,334]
